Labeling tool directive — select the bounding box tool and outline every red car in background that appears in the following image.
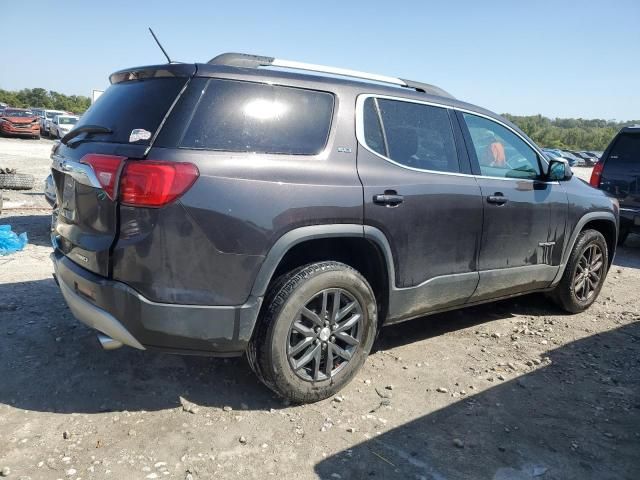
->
[0,108,41,139]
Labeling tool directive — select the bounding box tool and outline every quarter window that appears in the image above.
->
[362,97,460,173]
[181,79,334,155]
[462,113,541,179]
[608,134,640,165]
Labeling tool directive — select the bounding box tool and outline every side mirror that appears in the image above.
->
[547,158,573,181]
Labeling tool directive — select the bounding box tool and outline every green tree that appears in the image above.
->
[503,114,639,151]
[0,88,91,114]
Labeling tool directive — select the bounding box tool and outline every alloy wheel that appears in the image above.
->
[287,288,364,382]
[573,243,604,302]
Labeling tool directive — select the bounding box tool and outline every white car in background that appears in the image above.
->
[49,114,79,139]
[41,109,66,136]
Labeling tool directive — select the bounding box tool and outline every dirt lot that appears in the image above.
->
[1,136,639,480]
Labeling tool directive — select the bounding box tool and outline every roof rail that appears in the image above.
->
[207,53,455,99]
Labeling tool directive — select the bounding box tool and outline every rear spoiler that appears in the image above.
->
[109,63,196,84]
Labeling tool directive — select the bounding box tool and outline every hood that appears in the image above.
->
[2,115,38,124]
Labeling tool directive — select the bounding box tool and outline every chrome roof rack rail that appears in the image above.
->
[207,53,455,99]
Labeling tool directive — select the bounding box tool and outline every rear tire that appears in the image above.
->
[248,261,377,403]
[550,229,608,313]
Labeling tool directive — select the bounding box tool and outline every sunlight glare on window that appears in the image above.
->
[243,99,288,121]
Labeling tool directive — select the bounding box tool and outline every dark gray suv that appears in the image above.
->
[50,53,619,402]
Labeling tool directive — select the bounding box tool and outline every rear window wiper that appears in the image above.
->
[62,125,112,145]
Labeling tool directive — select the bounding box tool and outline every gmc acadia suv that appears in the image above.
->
[50,53,619,402]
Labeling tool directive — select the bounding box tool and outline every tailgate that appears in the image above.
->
[51,66,193,276]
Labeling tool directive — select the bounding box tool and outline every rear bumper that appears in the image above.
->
[620,207,640,233]
[51,251,262,356]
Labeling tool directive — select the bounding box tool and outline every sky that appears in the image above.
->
[2,0,639,120]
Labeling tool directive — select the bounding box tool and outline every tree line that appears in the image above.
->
[0,88,91,114]
[504,114,639,151]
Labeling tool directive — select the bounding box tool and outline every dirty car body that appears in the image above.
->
[49,55,619,401]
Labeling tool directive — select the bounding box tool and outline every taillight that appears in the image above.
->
[80,153,126,200]
[79,155,199,207]
[120,161,199,207]
[589,162,604,188]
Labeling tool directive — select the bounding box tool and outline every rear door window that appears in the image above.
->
[180,79,334,155]
[361,97,460,173]
[608,134,640,165]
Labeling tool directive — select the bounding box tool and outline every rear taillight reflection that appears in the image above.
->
[120,161,199,207]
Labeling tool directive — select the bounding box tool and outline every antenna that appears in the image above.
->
[148,27,172,64]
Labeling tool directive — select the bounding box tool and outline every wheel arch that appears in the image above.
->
[250,225,396,327]
[553,211,618,285]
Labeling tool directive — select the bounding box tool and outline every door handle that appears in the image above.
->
[373,191,404,207]
[487,193,508,205]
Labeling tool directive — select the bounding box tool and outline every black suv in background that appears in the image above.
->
[591,126,639,245]
[50,53,619,402]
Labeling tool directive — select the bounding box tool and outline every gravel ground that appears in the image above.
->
[1,137,639,480]
[0,137,55,210]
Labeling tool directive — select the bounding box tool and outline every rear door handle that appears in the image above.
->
[373,191,404,207]
[487,193,508,205]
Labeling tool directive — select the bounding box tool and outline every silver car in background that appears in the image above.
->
[41,109,66,136]
[49,114,79,139]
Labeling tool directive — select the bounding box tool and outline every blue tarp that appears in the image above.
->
[0,224,28,255]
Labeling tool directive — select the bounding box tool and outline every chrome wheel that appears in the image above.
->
[573,243,604,302]
[287,288,364,382]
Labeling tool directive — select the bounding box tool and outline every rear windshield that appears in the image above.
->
[178,78,334,155]
[608,133,640,165]
[73,77,187,144]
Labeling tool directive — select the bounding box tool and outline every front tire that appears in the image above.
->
[249,262,377,403]
[550,229,608,313]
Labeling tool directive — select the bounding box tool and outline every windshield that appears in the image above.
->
[3,109,35,117]
[59,117,78,125]
[46,111,65,119]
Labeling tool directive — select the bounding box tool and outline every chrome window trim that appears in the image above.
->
[51,154,101,189]
[355,93,556,184]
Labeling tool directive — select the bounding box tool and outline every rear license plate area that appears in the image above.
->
[61,175,76,222]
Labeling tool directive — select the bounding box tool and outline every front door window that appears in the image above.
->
[463,113,542,180]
